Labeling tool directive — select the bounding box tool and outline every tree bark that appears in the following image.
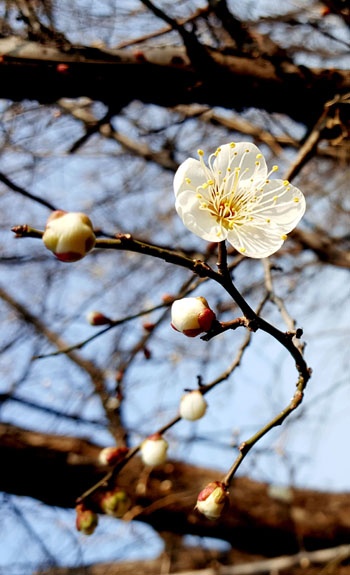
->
[2,421,350,559]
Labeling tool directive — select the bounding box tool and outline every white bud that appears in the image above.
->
[42,210,96,262]
[98,446,128,466]
[196,481,229,520]
[180,390,207,421]
[140,433,168,466]
[171,297,216,337]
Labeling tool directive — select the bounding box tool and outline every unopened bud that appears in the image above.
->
[140,433,168,466]
[195,481,229,520]
[180,390,207,421]
[143,347,151,360]
[99,488,131,518]
[98,446,129,466]
[105,396,120,410]
[142,322,155,332]
[75,504,98,535]
[162,293,175,304]
[87,311,112,325]
[171,297,216,337]
[42,210,96,262]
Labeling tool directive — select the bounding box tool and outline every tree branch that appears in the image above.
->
[0,36,349,127]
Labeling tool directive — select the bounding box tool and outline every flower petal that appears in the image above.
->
[250,180,306,232]
[175,190,228,242]
[212,142,268,183]
[174,157,206,197]
[227,225,286,258]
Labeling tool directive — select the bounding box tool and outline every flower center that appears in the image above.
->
[210,198,237,230]
[195,146,285,236]
[197,167,245,232]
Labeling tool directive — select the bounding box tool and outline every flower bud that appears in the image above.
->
[98,446,129,466]
[180,390,207,421]
[42,210,96,262]
[171,297,216,337]
[143,346,152,360]
[195,481,229,520]
[87,311,112,326]
[142,322,155,332]
[99,488,131,518]
[75,504,98,535]
[140,433,168,466]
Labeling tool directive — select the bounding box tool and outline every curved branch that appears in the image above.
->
[10,227,311,385]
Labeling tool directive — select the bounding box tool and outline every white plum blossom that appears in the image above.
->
[174,142,306,258]
[42,210,96,262]
[140,433,168,466]
[171,296,216,337]
[179,390,207,420]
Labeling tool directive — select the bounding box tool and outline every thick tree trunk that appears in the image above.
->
[2,421,350,560]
